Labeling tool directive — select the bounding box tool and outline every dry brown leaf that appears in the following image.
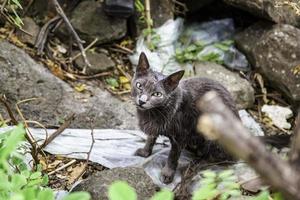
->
[67,162,86,185]
[48,160,63,169]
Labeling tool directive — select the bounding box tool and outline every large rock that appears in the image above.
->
[69,1,127,44]
[194,62,255,109]
[235,23,300,106]
[72,167,158,200]
[224,0,300,27]
[0,41,137,129]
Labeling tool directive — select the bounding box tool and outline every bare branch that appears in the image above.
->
[39,113,75,149]
[197,91,300,200]
[52,0,91,73]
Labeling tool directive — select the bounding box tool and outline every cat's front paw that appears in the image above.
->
[134,148,152,157]
[160,165,176,184]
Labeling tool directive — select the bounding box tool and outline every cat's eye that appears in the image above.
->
[136,82,142,89]
[152,92,162,97]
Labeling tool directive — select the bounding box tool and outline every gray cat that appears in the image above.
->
[131,52,239,184]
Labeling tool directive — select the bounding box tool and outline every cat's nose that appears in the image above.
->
[138,99,146,106]
[138,94,147,106]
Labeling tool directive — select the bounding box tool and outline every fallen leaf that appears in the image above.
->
[124,83,131,90]
[74,84,86,93]
[119,76,129,84]
[67,163,86,185]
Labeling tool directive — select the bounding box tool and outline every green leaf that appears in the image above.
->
[150,189,174,200]
[11,174,27,190]
[22,187,36,200]
[221,181,240,190]
[37,188,55,200]
[273,192,284,200]
[251,191,270,200]
[106,78,119,88]
[192,186,218,200]
[27,177,43,187]
[21,170,30,178]
[10,193,24,200]
[62,192,90,200]
[108,181,137,200]
[30,171,42,179]
[202,170,217,178]
[42,174,49,186]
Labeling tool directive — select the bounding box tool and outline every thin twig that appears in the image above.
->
[0,0,8,12]
[15,98,41,165]
[0,95,18,125]
[112,44,133,54]
[35,16,62,55]
[39,113,75,149]
[72,72,111,80]
[145,0,152,43]
[48,159,77,175]
[52,0,91,73]
[71,119,95,184]
[116,65,132,81]
[70,38,98,62]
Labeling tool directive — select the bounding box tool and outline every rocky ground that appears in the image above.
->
[0,0,300,199]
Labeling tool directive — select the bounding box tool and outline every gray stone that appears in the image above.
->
[69,1,127,45]
[73,51,115,74]
[194,62,255,109]
[16,17,40,46]
[224,0,300,27]
[0,41,137,129]
[234,21,273,65]
[150,0,174,27]
[235,23,300,105]
[71,167,158,200]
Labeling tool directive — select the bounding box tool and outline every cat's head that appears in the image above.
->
[131,52,184,110]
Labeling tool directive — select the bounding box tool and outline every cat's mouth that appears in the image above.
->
[137,105,146,110]
[136,104,149,110]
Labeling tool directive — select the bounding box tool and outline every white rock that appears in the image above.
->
[261,105,293,129]
[239,110,264,136]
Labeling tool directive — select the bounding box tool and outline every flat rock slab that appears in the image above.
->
[194,62,255,109]
[0,41,137,129]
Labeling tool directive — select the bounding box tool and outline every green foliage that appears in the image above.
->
[150,189,174,200]
[108,181,173,200]
[0,125,90,200]
[192,170,241,200]
[135,0,161,51]
[106,77,120,89]
[108,181,137,200]
[175,40,233,64]
[142,29,161,51]
[107,170,285,200]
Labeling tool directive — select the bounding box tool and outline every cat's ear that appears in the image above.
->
[136,52,150,76]
[163,70,185,91]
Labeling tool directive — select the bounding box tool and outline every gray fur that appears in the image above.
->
[132,52,239,184]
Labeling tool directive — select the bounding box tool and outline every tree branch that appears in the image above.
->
[51,0,91,73]
[197,91,300,200]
